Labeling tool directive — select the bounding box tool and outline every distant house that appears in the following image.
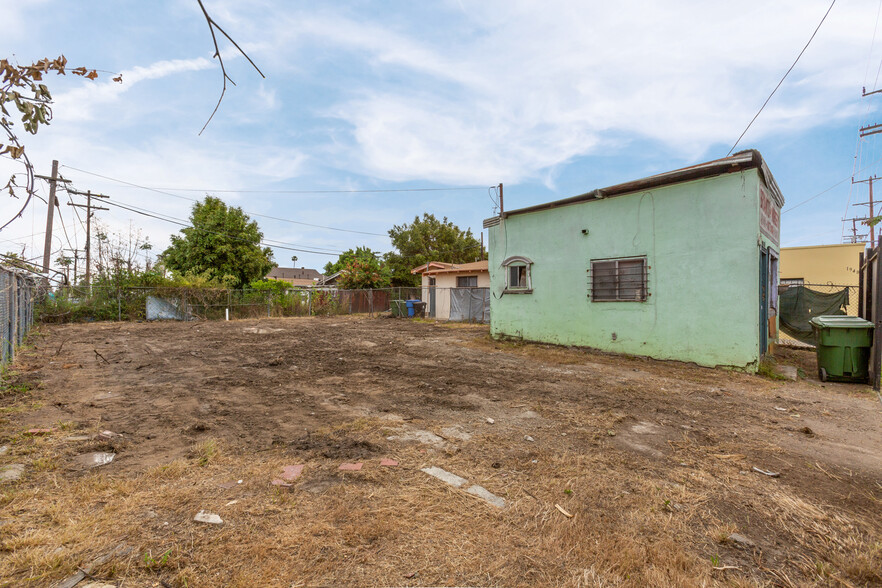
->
[412,260,490,321]
[266,267,324,287]
[779,243,864,288]
[778,243,864,344]
[317,271,341,287]
[483,149,783,370]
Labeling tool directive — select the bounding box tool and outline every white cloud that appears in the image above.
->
[52,57,214,122]
[242,0,881,184]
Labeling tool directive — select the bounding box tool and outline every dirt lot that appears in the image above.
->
[1,316,880,587]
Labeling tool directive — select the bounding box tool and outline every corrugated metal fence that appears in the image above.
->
[0,266,38,369]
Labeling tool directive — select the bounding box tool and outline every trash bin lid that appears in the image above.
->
[809,315,874,329]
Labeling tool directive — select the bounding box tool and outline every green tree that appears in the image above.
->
[385,213,485,286]
[161,196,274,287]
[323,246,382,275]
[337,256,392,289]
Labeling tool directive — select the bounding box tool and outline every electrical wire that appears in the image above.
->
[61,164,492,237]
[783,151,882,214]
[842,0,882,241]
[63,165,487,194]
[101,198,345,257]
[105,197,345,254]
[727,0,836,156]
[100,195,484,259]
[61,165,387,236]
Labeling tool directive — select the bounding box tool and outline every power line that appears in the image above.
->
[101,198,345,257]
[61,164,488,237]
[783,151,882,213]
[104,197,345,254]
[61,166,387,236]
[62,165,486,194]
[727,0,836,156]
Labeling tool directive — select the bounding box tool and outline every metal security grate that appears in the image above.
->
[587,257,650,302]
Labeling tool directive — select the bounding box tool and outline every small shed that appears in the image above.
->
[483,149,783,370]
[411,260,490,320]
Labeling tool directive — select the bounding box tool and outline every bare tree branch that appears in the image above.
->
[196,0,266,135]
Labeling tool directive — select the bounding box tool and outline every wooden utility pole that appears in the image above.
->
[40,160,59,272]
[851,175,880,244]
[498,183,504,214]
[68,189,109,287]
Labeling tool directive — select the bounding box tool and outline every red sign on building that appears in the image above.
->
[759,185,780,247]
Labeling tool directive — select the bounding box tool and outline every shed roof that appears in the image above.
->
[411,260,488,275]
[483,149,784,227]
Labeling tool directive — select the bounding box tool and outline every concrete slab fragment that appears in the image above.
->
[194,510,223,524]
[776,365,798,381]
[421,466,468,488]
[0,464,24,483]
[72,452,115,469]
[0,445,8,455]
[338,462,363,471]
[728,532,756,548]
[387,428,446,446]
[466,484,506,508]
[281,464,304,480]
[440,426,472,442]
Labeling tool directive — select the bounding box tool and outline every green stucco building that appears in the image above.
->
[484,150,784,371]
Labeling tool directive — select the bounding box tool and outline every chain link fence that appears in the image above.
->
[777,283,858,347]
[38,286,437,323]
[0,266,38,369]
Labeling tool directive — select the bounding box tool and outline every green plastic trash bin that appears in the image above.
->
[809,316,874,383]
[390,300,406,317]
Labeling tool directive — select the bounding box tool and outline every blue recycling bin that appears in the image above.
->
[405,299,420,317]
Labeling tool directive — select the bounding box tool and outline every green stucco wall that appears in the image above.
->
[488,170,776,369]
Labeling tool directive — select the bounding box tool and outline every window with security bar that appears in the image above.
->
[589,257,648,301]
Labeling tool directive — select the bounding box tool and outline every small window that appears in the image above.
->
[502,256,533,293]
[589,257,647,301]
[457,275,478,287]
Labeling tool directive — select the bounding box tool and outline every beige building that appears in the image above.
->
[779,243,864,287]
[779,243,864,340]
[411,260,489,320]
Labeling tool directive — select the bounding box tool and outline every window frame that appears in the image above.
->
[502,256,533,294]
[588,256,649,302]
[456,275,479,288]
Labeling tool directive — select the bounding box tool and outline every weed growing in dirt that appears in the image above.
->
[0,373,33,398]
[757,358,788,380]
[31,456,56,472]
[143,548,173,571]
[191,438,218,467]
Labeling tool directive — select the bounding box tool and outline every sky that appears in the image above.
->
[3,0,882,278]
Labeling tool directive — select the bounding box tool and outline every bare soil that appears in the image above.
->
[1,315,880,587]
